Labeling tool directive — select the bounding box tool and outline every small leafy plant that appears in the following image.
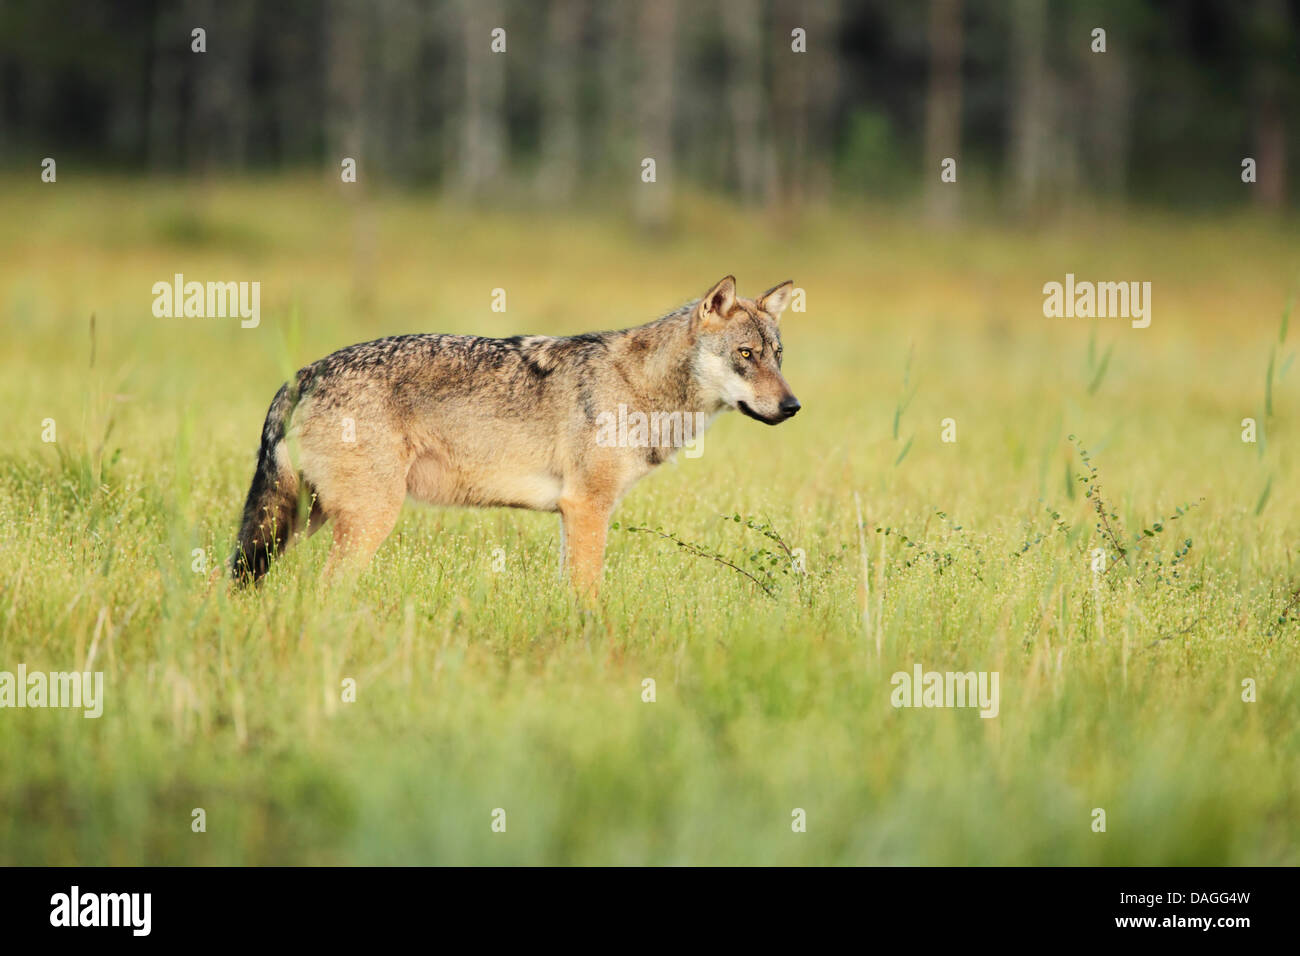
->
[615,513,804,597]
[1022,435,1202,591]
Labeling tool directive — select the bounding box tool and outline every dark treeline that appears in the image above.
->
[1,0,1296,216]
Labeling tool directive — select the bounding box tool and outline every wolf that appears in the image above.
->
[231,275,800,594]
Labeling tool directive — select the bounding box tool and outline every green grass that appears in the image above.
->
[1,176,1298,864]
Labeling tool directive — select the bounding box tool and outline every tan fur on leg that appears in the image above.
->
[559,496,612,598]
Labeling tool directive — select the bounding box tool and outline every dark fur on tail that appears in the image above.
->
[231,380,304,584]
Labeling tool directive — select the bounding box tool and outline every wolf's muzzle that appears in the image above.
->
[739,397,801,425]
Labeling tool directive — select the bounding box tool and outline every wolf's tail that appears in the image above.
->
[231,380,304,585]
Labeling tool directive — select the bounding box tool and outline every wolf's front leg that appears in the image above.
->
[559,495,613,598]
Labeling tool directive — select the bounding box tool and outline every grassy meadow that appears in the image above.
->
[1,175,1298,864]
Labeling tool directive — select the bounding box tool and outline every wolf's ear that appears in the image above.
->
[697,275,737,327]
[758,280,794,320]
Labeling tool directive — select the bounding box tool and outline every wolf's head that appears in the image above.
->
[690,276,800,425]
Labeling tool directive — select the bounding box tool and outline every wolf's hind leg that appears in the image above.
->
[319,476,407,578]
[322,496,404,577]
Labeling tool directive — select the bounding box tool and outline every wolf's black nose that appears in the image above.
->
[780,396,801,418]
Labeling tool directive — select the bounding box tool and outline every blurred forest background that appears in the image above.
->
[1,0,1297,223]
[4,1,1300,866]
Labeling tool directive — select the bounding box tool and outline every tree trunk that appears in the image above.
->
[804,0,841,203]
[537,0,584,203]
[1251,0,1289,210]
[458,0,507,198]
[191,0,253,174]
[772,0,840,209]
[1087,47,1131,196]
[722,0,772,203]
[326,0,365,168]
[147,4,184,170]
[923,0,963,223]
[634,0,678,231]
[1007,0,1049,212]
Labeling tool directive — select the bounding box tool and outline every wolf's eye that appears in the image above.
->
[739,348,752,359]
